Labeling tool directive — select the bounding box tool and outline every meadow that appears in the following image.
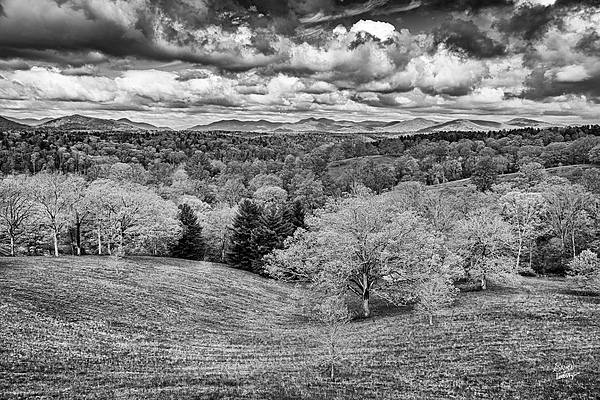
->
[1,256,599,399]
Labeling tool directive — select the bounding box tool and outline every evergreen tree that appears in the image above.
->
[172,203,205,260]
[288,200,306,230]
[251,205,296,274]
[227,199,262,271]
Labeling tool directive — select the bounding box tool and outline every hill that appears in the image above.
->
[116,118,170,131]
[40,114,138,131]
[3,116,54,126]
[0,116,29,130]
[1,256,598,399]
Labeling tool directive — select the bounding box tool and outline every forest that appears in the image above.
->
[2,124,600,307]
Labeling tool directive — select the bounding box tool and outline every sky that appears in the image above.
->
[0,0,599,129]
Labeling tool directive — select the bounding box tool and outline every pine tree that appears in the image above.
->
[172,203,205,260]
[227,199,262,271]
[288,200,306,230]
[251,205,296,274]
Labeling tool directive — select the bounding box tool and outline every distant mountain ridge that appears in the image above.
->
[0,113,563,133]
[189,117,562,133]
[0,116,28,130]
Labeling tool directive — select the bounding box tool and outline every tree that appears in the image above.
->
[172,203,205,260]
[501,191,546,270]
[541,183,593,261]
[471,157,499,192]
[227,199,262,271]
[515,162,548,189]
[266,194,458,318]
[288,200,306,230]
[87,180,180,256]
[29,173,85,257]
[414,275,459,326]
[253,186,288,208]
[453,207,516,290]
[201,204,236,262]
[251,205,296,273]
[567,249,600,291]
[0,175,34,256]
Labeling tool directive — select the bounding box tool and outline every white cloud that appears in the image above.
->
[554,65,590,83]
[515,0,556,6]
[350,20,396,41]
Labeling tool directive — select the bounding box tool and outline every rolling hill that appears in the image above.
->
[1,256,598,399]
[0,116,29,130]
[116,118,169,131]
[3,116,54,126]
[40,114,139,131]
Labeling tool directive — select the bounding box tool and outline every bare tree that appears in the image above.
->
[0,175,34,256]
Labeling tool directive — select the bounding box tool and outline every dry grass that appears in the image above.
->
[1,256,599,399]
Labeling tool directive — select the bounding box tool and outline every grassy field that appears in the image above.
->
[1,256,599,399]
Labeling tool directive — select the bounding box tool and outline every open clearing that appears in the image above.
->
[1,257,599,399]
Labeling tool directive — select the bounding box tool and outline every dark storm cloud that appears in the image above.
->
[0,60,30,71]
[495,4,556,41]
[0,0,281,71]
[576,31,600,55]
[434,20,506,58]
[424,0,515,12]
[522,68,600,100]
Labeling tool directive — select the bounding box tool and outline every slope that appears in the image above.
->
[0,256,598,399]
[0,116,29,130]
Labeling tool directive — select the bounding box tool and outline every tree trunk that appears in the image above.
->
[480,275,487,290]
[529,239,533,270]
[572,229,576,260]
[429,314,433,326]
[9,234,15,257]
[75,221,82,256]
[362,273,370,318]
[97,229,102,255]
[52,229,59,257]
[516,235,523,269]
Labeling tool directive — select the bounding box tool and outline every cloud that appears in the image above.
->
[554,64,590,82]
[496,4,556,41]
[434,19,506,58]
[350,19,396,41]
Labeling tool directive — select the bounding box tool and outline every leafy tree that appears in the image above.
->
[0,175,34,256]
[501,191,546,270]
[471,157,499,192]
[414,275,459,326]
[201,204,236,262]
[30,172,85,257]
[227,199,262,271]
[541,183,593,262]
[87,180,180,256]
[266,194,458,318]
[453,207,516,290]
[253,186,288,208]
[172,203,205,260]
[568,249,600,291]
[516,162,548,189]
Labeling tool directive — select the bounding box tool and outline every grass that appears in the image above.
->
[1,256,599,399]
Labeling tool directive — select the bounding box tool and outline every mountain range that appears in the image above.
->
[1,114,562,133]
[3,115,171,131]
[189,116,561,133]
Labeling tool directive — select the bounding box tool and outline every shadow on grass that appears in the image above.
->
[559,289,600,298]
